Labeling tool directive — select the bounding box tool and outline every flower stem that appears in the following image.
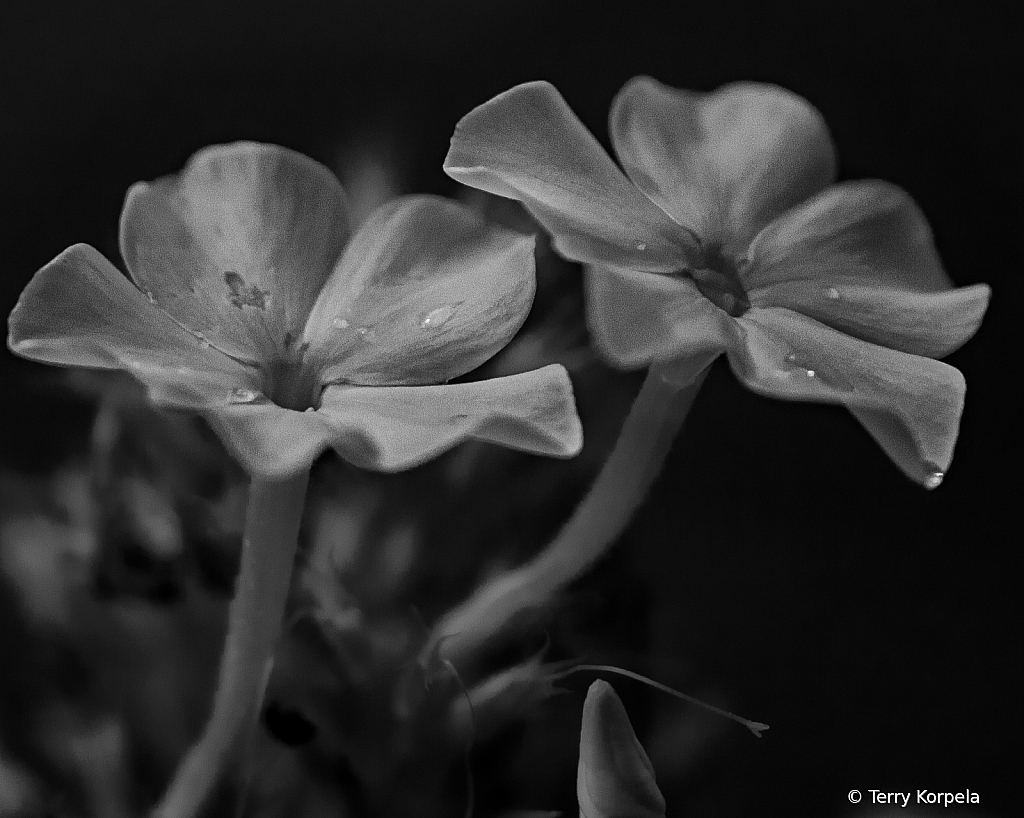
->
[152,470,310,818]
[425,359,712,669]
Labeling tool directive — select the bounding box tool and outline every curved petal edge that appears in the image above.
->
[445,81,698,272]
[729,307,968,486]
[317,364,583,472]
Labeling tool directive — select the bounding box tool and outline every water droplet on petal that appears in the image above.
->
[784,352,856,391]
[420,304,457,329]
[228,387,260,405]
[784,352,816,379]
[635,242,647,251]
[923,469,944,490]
[331,317,350,329]
[356,326,376,341]
[825,286,840,300]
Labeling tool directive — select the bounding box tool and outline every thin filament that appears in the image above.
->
[550,664,769,738]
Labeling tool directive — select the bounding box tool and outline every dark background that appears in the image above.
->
[1,1,1019,816]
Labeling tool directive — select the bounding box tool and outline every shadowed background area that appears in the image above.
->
[0,1,1020,816]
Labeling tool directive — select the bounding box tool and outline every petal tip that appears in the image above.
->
[445,80,569,174]
[540,364,585,457]
[585,678,615,701]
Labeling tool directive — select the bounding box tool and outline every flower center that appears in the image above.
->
[265,333,322,411]
[679,244,750,317]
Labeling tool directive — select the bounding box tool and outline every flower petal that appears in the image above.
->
[746,181,955,293]
[729,307,967,485]
[316,365,582,471]
[8,244,260,407]
[846,406,951,489]
[752,279,990,359]
[577,680,666,818]
[119,142,351,363]
[610,77,835,250]
[445,81,698,272]
[205,402,346,479]
[584,264,737,369]
[303,196,536,386]
[746,181,990,357]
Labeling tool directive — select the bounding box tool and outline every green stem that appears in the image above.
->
[425,360,711,669]
[152,470,310,818]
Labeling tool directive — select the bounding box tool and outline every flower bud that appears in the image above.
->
[577,680,665,818]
